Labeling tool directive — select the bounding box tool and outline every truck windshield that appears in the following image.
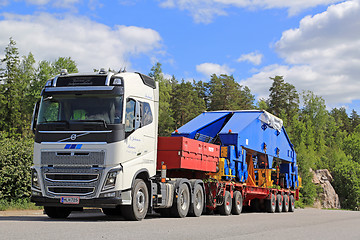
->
[37,94,123,125]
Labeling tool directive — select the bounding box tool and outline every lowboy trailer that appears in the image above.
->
[30,69,300,220]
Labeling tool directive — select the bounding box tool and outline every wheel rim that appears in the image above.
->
[236,196,241,211]
[180,189,188,211]
[225,196,231,212]
[272,195,276,211]
[195,189,202,210]
[136,189,145,213]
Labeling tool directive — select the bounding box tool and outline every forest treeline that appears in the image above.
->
[1,39,360,209]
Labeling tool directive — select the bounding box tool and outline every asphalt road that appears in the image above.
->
[0,208,359,240]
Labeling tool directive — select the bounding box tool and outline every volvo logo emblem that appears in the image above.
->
[58,132,90,142]
[70,134,77,141]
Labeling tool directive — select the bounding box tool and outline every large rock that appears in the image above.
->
[312,169,341,209]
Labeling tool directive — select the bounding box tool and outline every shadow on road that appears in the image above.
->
[0,208,261,222]
[0,209,163,222]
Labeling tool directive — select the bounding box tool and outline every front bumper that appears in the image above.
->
[31,195,123,208]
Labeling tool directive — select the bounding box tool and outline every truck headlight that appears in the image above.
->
[103,171,118,190]
[31,168,40,190]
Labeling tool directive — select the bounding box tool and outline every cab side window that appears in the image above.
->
[141,102,153,126]
[125,99,136,132]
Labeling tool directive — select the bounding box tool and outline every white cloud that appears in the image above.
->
[162,73,172,80]
[0,0,9,7]
[215,0,343,16]
[241,0,360,108]
[0,13,162,72]
[22,0,81,9]
[25,0,50,5]
[88,0,103,10]
[237,52,263,65]
[159,0,343,23]
[118,0,140,6]
[196,62,234,76]
[52,0,81,8]
[159,0,227,24]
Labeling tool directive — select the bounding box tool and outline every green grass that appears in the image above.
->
[0,199,43,211]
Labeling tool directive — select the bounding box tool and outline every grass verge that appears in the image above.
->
[0,199,43,211]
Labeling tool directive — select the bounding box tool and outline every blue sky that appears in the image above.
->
[0,0,359,114]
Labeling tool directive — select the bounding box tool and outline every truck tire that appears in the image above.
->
[171,183,190,218]
[289,195,295,212]
[44,206,71,219]
[102,207,122,216]
[282,195,289,212]
[219,191,232,215]
[189,184,204,217]
[232,191,243,215]
[276,194,282,213]
[266,194,276,213]
[122,179,149,221]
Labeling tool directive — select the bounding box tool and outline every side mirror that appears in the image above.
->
[31,100,40,134]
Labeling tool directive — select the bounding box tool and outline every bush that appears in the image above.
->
[0,198,42,211]
[0,136,34,202]
[332,158,360,210]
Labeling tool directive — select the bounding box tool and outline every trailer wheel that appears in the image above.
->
[219,191,232,215]
[276,194,283,213]
[232,191,243,215]
[44,206,71,219]
[289,195,295,212]
[189,184,204,217]
[122,179,149,221]
[171,183,190,218]
[102,207,122,216]
[266,194,276,213]
[282,195,289,212]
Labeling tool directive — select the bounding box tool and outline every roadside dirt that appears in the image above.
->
[0,209,44,216]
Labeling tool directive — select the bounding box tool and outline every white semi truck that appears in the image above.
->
[31,69,299,221]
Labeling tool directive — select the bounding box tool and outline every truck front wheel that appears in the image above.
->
[44,206,71,219]
[122,179,149,221]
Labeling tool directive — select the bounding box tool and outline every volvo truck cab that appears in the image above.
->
[31,69,159,220]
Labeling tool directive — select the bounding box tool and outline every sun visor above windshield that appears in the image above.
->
[41,86,123,96]
[55,75,107,87]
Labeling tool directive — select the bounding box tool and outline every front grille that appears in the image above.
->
[48,187,95,195]
[41,151,105,166]
[42,167,103,198]
[45,173,98,182]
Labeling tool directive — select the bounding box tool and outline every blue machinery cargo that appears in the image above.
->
[166,110,300,212]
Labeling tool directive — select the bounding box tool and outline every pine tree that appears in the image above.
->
[207,74,254,111]
[267,76,299,127]
[52,57,78,74]
[171,80,206,128]
[149,62,174,136]
[330,107,352,133]
[0,38,23,136]
[350,110,360,132]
